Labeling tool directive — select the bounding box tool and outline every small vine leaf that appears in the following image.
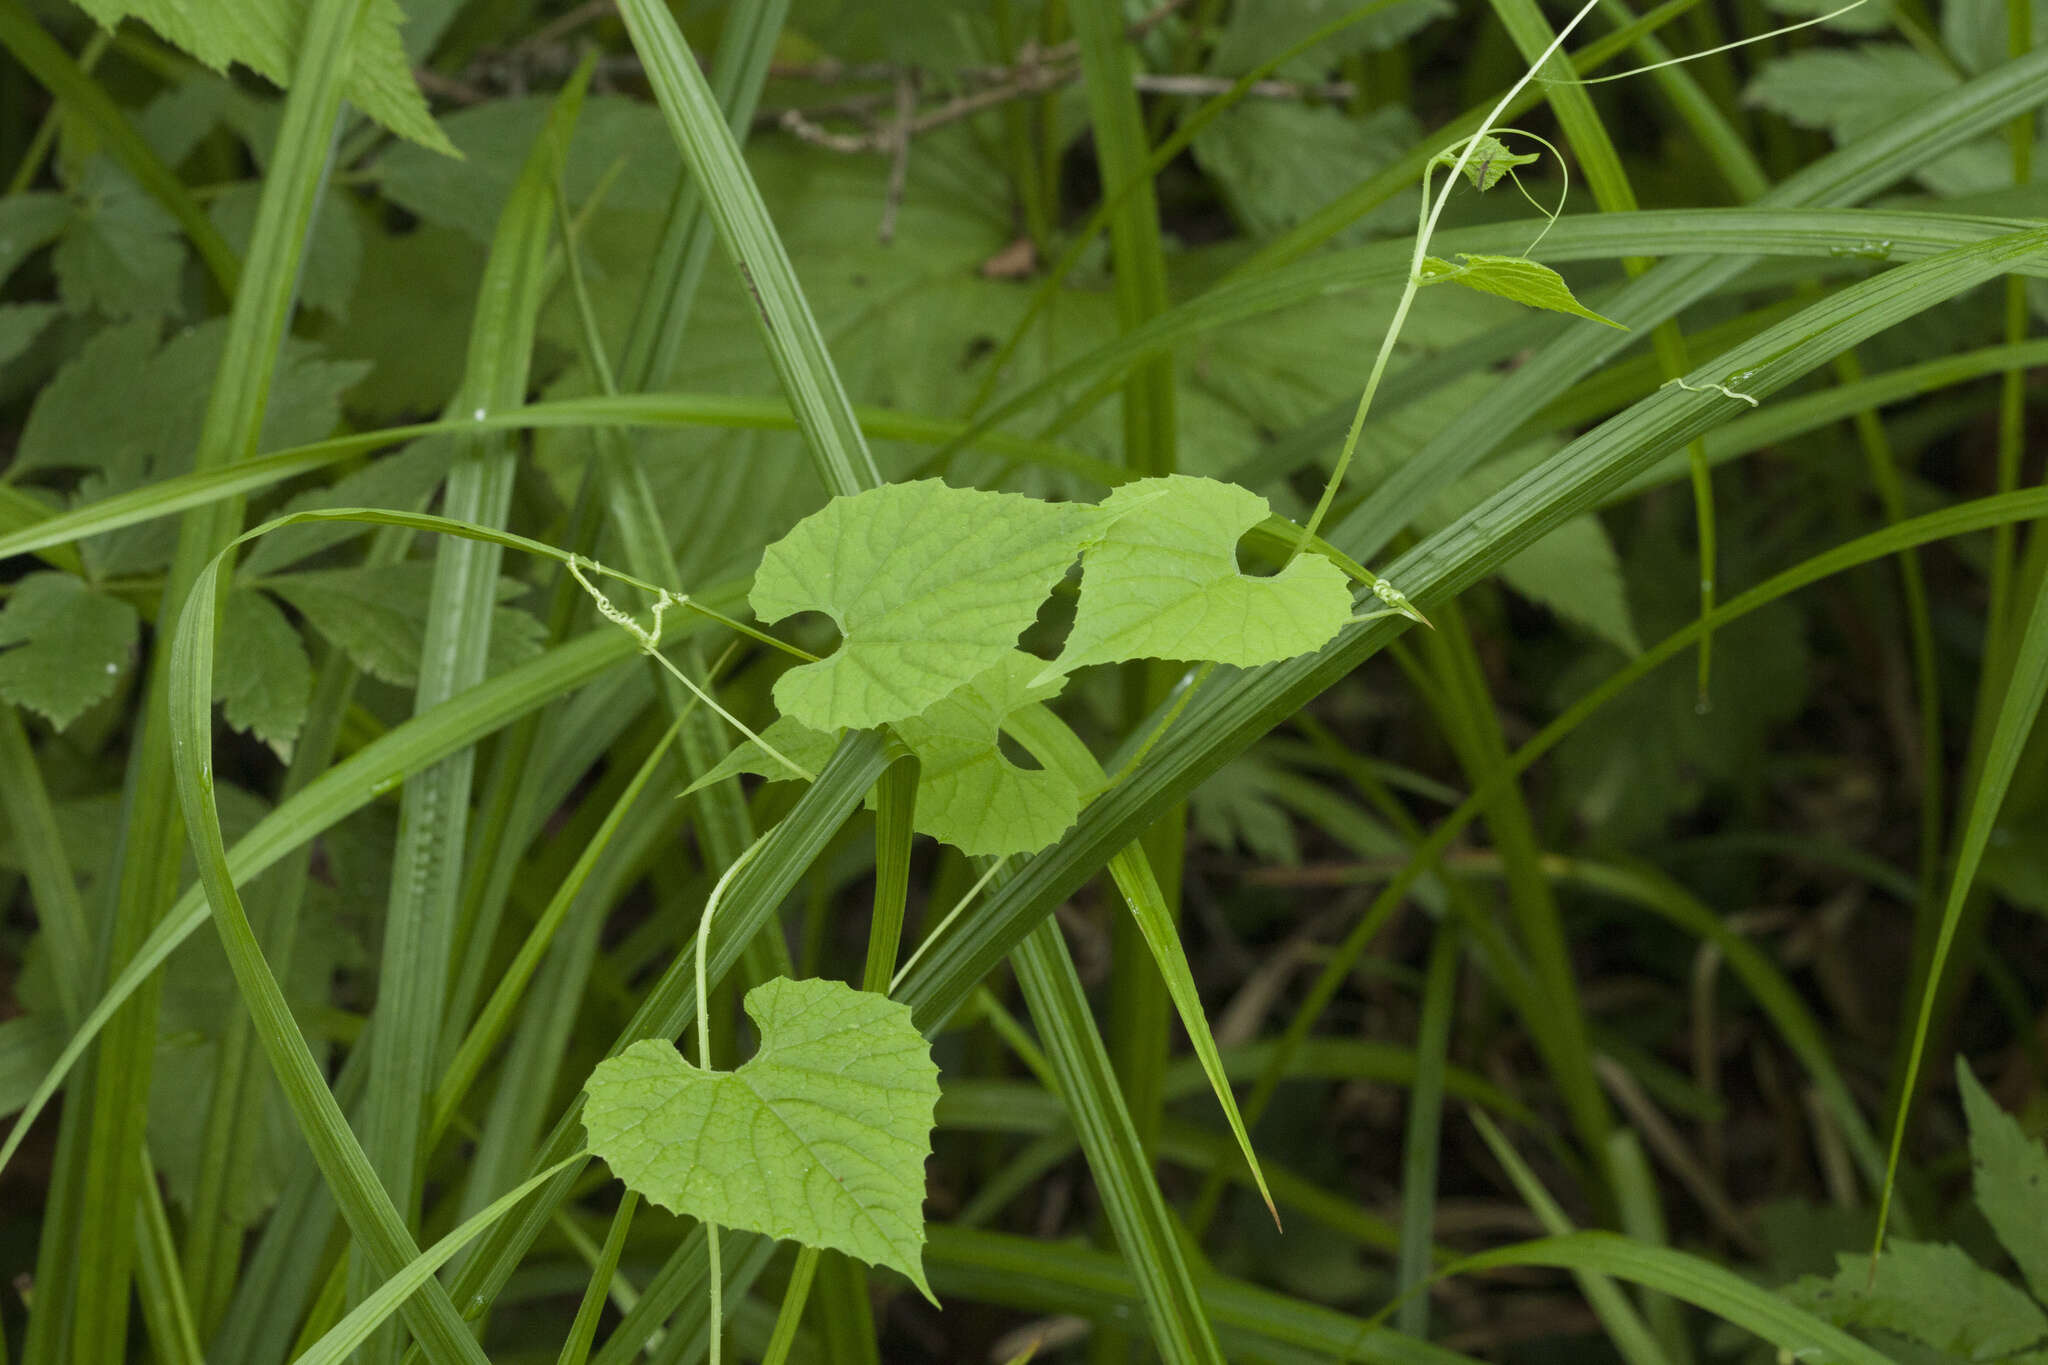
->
[692,657,1084,857]
[893,652,1083,857]
[751,480,1101,732]
[1046,475,1352,679]
[583,978,941,1299]
[1437,134,1538,191]
[1417,253,1627,329]
[686,715,841,794]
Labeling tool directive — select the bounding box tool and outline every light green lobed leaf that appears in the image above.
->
[1047,474,1352,679]
[216,587,312,759]
[1959,1059,2048,1304]
[697,655,1088,857]
[0,192,71,284]
[0,572,138,729]
[69,0,452,153]
[582,977,940,1299]
[263,562,544,688]
[750,479,1101,731]
[0,305,60,370]
[53,159,183,320]
[1417,253,1628,329]
[1783,1240,2048,1359]
[891,654,1083,856]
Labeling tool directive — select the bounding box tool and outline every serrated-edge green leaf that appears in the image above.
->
[1958,1058,2048,1303]
[1417,253,1628,328]
[0,570,138,729]
[1785,1240,2048,1358]
[1437,134,1540,191]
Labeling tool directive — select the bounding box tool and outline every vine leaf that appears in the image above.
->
[582,978,940,1299]
[691,715,842,791]
[892,653,1083,855]
[1437,134,1538,191]
[751,480,1100,731]
[695,654,1089,857]
[1044,474,1352,681]
[1417,253,1627,329]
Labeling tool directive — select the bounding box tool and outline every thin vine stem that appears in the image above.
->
[1293,0,1609,557]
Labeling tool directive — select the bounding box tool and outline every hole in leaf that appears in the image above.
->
[1234,528,1283,580]
[774,610,842,657]
[996,730,1043,771]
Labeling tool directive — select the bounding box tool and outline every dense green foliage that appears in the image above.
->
[2,0,2047,1361]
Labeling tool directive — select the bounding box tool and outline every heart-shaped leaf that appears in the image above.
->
[751,480,1100,731]
[582,977,940,1298]
[1046,474,1352,679]
[692,655,1087,857]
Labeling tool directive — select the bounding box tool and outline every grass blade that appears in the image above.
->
[32,2,370,1356]
[1010,921,1225,1364]
[615,0,879,497]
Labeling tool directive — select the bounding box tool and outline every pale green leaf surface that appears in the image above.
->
[1943,0,2048,73]
[1193,104,1421,242]
[324,222,482,417]
[0,1014,64,1118]
[238,439,456,577]
[209,180,361,319]
[19,320,368,577]
[751,480,1101,730]
[582,977,940,1297]
[890,653,1083,857]
[1744,47,1956,142]
[1050,474,1351,677]
[13,320,167,479]
[1784,1241,2048,1358]
[265,562,543,687]
[1959,1059,2048,1303]
[1760,0,1891,33]
[375,95,680,242]
[690,715,844,792]
[0,572,138,728]
[788,0,999,68]
[697,656,1085,857]
[1416,253,1627,329]
[70,0,451,152]
[0,304,60,370]
[215,587,311,759]
[137,77,281,170]
[52,159,182,319]
[1496,514,1641,654]
[16,319,368,483]
[1207,0,1449,75]
[1426,430,1641,654]
[1438,134,1540,192]
[0,192,71,284]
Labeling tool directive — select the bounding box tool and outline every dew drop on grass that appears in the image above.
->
[1827,239,1893,260]
[472,407,487,421]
